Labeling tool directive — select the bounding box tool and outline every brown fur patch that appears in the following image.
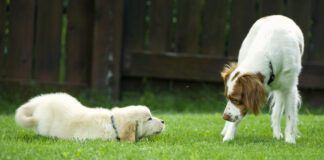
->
[119,121,137,143]
[221,62,238,81]
[233,73,266,115]
[231,71,240,81]
[221,63,237,96]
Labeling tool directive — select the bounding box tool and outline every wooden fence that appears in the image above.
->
[0,0,324,100]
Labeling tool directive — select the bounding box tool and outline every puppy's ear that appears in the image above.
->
[221,62,237,81]
[119,121,137,143]
[238,73,266,115]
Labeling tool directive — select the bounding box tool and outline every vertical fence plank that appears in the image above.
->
[200,0,228,56]
[259,0,285,16]
[0,0,6,72]
[174,0,202,54]
[122,0,146,71]
[66,0,93,85]
[123,0,146,52]
[287,0,312,62]
[5,0,35,80]
[92,0,124,99]
[310,0,324,63]
[147,0,173,52]
[34,0,63,82]
[227,0,258,58]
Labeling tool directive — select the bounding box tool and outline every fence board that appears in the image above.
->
[92,0,124,99]
[123,0,146,52]
[300,63,324,89]
[5,0,35,80]
[227,0,258,58]
[174,0,202,54]
[200,0,228,56]
[66,0,93,85]
[123,51,324,88]
[147,0,173,52]
[259,0,285,16]
[287,0,312,62]
[123,51,234,82]
[310,0,324,63]
[34,0,63,82]
[0,0,5,73]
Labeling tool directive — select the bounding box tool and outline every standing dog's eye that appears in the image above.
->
[148,117,152,121]
[231,100,240,105]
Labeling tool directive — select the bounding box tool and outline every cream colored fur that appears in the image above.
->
[15,93,164,142]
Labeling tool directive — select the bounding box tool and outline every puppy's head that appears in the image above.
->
[221,63,266,122]
[113,105,164,142]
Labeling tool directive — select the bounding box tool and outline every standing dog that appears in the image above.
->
[221,15,303,143]
[15,93,165,142]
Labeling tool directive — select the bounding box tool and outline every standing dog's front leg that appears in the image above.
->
[222,121,240,142]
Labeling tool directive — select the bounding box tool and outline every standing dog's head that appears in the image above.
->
[112,105,165,142]
[221,63,266,122]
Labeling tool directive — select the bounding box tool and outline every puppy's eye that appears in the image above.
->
[148,117,152,121]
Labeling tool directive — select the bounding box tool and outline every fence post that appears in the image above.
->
[91,0,124,100]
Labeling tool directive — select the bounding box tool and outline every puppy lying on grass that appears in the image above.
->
[15,93,165,142]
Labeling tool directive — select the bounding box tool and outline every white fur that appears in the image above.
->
[222,15,303,143]
[15,93,164,141]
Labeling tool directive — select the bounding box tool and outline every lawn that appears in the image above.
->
[1,113,323,160]
[0,89,323,159]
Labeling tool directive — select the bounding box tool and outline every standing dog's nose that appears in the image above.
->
[223,114,231,121]
[161,120,164,124]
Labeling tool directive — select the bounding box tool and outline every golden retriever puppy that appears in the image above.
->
[15,93,165,142]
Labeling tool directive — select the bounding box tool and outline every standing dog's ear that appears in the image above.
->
[119,121,138,143]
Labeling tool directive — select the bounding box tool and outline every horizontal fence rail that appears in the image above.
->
[0,0,323,100]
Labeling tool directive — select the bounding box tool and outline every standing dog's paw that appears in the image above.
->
[223,134,235,142]
[273,132,283,140]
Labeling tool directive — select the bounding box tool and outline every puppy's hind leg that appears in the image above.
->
[270,91,284,140]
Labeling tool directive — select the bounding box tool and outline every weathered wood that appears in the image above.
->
[123,51,235,82]
[0,0,6,74]
[123,51,324,89]
[259,0,285,16]
[227,0,258,58]
[5,0,35,80]
[299,63,324,89]
[147,0,173,52]
[310,0,324,63]
[200,0,228,56]
[174,0,203,54]
[66,0,93,85]
[92,0,124,99]
[123,0,146,52]
[287,0,312,62]
[34,0,63,82]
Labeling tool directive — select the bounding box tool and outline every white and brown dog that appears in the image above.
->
[15,93,165,142]
[221,15,303,143]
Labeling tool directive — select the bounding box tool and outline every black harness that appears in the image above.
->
[267,62,275,85]
[110,115,120,141]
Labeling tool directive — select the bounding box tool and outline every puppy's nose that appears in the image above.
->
[223,114,231,121]
[161,120,164,124]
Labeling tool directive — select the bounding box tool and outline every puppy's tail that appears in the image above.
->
[15,102,37,128]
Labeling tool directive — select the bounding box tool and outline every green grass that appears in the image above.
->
[0,89,323,159]
[0,113,323,160]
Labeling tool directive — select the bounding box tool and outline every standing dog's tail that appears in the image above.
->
[15,102,37,128]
